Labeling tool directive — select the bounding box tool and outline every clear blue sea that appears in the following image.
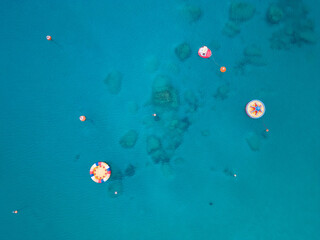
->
[1,0,319,239]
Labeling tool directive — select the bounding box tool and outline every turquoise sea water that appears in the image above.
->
[1,0,319,239]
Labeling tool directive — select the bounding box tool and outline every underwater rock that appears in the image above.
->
[165,61,180,75]
[152,75,179,109]
[124,164,136,177]
[246,56,267,66]
[201,130,210,137]
[209,39,221,51]
[144,56,160,73]
[151,149,170,164]
[167,117,190,133]
[108,180,123,198]
[266,4,284,24]
[153,114,160,121]
[161,117,190,154]
[270,24,317,49]
[242,45,267,66]
[178,117,190,132]
[173,157,185,165]
[74,154,80,161]
[164,134,183,153]
[299,19,315,32]
[119,130,138,149]
[167,119,180,131]
[269,1,317,49]
[261,129,269,139]
[270,29,292,49]
[184,90,198,112]
[282,0,309,19]
[246,132,261,151]
[175,43,192,61]
[104,71,122,94]
[223,168,236,177]
[126,101,139,114]
[229,2,255,22]
[214,84,230,100]
[222,21,240,37]
[146,135,161,154]
[243,44,262,57]
[299,30,317,44]
[161,163,175,178]
[110,167,123,181]
[223,168,237,177]
[181,4,202,23]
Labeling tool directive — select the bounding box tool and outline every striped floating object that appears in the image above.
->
[90,162,111,183]
[246,100,265,119]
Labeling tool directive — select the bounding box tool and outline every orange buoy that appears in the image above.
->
[220,66,226,72]
[12,210,18,214]
[266,129,269,132]
[79,116,86,122]
[46,35,52,41]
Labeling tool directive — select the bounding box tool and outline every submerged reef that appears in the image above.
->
[144,75,192,164]
[223,168,236,177]
[144,56,160,73]
[165,61,180,75]
[152,75,179,109]
[126,101,139,114]
[161,163,175,178]
[214,84,230,100]
[209,39,221,51]
[270,22,317,49]
[105,164,123,198]
[175,42,192,61]
[229,2,255,22]
[143,68,196,165]
[269,0,317,49]
[146,135,169,164]
[266,4,284,24]
[124,164,136,177]
[104,71,122,94]
[108,179,123,198]
[243,44,262,57]
[146,135,161,154]
[201,129,210,137]
[222,21,240,38]
[246,132,261,151]
[184,90,199,113]
[181,4,202,23]
[223,2,255,38]
[162,117,190,156]
[243,45,267,66]
[235,44,267,73]
[173,157,185,165]
[119,130,138,149]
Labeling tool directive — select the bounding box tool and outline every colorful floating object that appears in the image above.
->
[46,35,52,41]
[12,210,18,214]
[220,66,227,72]
[79,115,86,122]
[198,46,212,58]
[90,162,111,183]
[198,46,226,72]
[246,100,265,119]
